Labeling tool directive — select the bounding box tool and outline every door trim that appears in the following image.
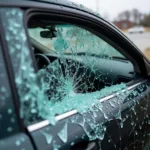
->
[27,79,147,132]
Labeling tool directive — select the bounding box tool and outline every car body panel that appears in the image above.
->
[29,80,150,150]
[0,133,34,150]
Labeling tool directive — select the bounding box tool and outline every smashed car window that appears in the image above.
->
[2,8,150,150]
[27,20,140,128]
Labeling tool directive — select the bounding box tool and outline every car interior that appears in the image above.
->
[28,17,140,96]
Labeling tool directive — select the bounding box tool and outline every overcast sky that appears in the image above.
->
[72,0,150,20]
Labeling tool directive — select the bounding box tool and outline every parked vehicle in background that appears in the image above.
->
[128,26,145,34]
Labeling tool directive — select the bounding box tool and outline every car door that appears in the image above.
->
[25,5,150,150]
[1,1,150,150]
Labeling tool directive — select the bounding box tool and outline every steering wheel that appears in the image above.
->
[35,54,50,69]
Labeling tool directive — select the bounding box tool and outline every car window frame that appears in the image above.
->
[22,6,148,126]
[25,7,148,77]
[0,3,142,131]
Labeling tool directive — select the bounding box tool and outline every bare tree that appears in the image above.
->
[124,10,131,21]
[117,12,124,21]
[141,13,150,26]
[116,10,131,21]
[114,9,144,25]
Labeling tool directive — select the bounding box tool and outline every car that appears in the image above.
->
[0,0,150,150]
[128,26,145,34]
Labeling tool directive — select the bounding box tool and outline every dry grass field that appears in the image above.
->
[144,47,150,60]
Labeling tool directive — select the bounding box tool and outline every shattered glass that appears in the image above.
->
[1,7,150,150]
[27,23,130,127]
[29,25,125,58]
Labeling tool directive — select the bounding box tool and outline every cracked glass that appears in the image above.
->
[27,21,134,124]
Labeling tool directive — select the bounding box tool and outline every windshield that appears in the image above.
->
[29,24,125,58]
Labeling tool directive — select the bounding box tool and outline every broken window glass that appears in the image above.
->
[27,21,137,124]
[29,24,125,58]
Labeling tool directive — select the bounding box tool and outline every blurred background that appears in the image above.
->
[72,0,150,60]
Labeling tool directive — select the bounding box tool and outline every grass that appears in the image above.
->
[144,48,150,60]
[145,27,150,32]
[121,29,128,33]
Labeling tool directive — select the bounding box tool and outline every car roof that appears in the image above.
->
[0,0,100,18]
[0,0,118,33]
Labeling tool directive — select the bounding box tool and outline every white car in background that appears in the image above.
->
[128,26,144,34]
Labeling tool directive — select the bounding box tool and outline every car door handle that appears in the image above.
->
[85,142,97,150]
